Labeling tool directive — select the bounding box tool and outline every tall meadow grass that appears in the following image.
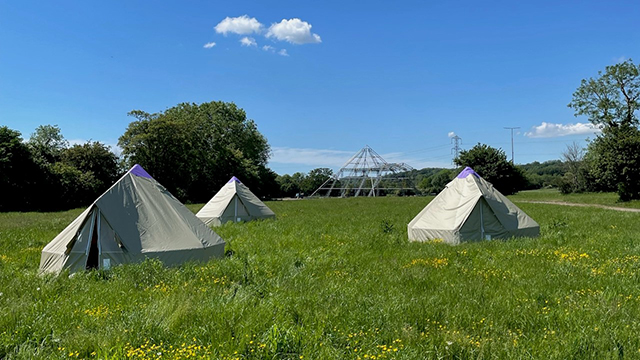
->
[1,195,640,359]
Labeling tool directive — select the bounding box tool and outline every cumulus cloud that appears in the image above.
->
[215,15,263,35]
[262,45,274,52]
[278,49,289,56]
[240,37,257,47]
[203,42,216,49]
[266,18,321,44]
[525,122,602,138]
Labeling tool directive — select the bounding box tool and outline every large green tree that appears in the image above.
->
[0,127,38,211]
[28,124,69,166]
[569,60,639,128]
[119,101,271,202]
[586,126,640,200]
[569,59,640,200]
[301,168,333,195]
[418,169,454,194]
[0,125,122,211]
[454,143,527,195]
[59,141,123,205]
[62,142,121,188]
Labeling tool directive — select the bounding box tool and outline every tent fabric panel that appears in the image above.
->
[39,251,87,274]
[97,174,224,253]
[196,182,237,220]
[407,227,460,244]
[157,180,226,249]
[39,207,94,274]
[94,175,144,253]
[479,199,510,238]
[234,182,275,218]
[407,176,481,232]
[221,195,249,218]
[200,216,222,226]
[99,243,224,269]
[216,196,251,224]
[39,251,68,274]
[97,213,124,254]
[509,226,541,238]
[41,207,92,255]
[477,176,540,232]
[459,198,509,241]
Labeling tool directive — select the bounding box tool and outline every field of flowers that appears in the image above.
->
[1,195,640,359]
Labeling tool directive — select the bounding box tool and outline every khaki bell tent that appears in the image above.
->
[408,167,539,244]
[40,165,225,275]
[196,176,275,226]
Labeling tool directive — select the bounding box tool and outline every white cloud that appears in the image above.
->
[525,122,602,138]
[203,42,216,49]
[270,147,354,167]
[240,37,257,47]
[278,49,289,56]
[266,18,321,44]
[215,15,263,35]
[448,131,456,138]
[262,45,275,52]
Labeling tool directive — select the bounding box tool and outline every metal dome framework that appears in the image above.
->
[311,145,416,197]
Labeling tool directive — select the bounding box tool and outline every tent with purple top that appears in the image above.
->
[39,164,225,275]
[408,167,539,244]
[196,176,275,226]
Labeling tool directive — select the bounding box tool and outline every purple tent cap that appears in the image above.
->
[457,167,480,179]
[129,164,154,179]
[227,176,242,184]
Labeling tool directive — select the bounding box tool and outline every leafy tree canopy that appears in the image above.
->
[569,59,640,128]
[0,127,36,211]
[28,125,68,165]
[62,141,122,191]
[454,143,527,195]
[587,125,640,200]
[569,59,640,201]
[119,101,271,202]
[0,126,121,211]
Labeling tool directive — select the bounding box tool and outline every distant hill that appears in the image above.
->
[517,160,566,189]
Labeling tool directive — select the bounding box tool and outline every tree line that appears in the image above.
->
[2,60,639,211]
[0,125,120,211]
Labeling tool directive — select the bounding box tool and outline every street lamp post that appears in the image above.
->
[504,127,520,163]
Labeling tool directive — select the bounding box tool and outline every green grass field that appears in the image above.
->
[511,188,640,209]
[2,193,640,359]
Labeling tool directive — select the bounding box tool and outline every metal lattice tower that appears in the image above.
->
[310,145,416,198]
[451,135,461,165]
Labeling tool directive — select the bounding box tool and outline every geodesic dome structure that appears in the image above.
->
[311,145,416,197]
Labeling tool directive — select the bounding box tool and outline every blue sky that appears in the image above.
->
[2,0,639,175]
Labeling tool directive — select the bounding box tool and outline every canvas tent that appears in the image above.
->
[408,167,539,244]
[196,176,275,226]
[40,164,225,275]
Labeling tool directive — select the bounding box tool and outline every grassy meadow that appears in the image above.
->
[511,188,640,209]
[2,194,640,359]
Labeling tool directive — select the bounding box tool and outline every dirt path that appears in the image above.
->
[516,200,640,213]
